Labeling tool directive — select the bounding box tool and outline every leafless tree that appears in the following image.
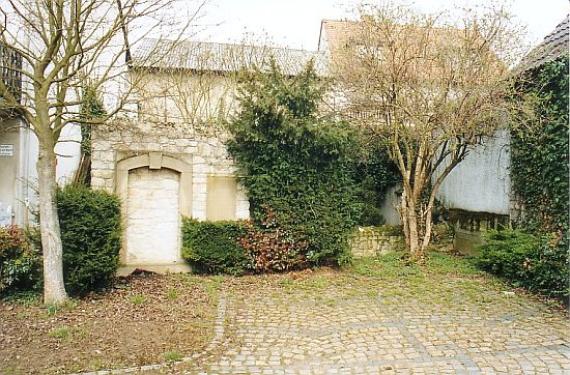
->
[332,2,526,259]
[0,0,205,303]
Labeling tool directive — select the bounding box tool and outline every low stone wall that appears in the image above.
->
[448,209,509,255]
[350,226,402,258]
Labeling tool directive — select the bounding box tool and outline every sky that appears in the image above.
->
[186,0,569,51]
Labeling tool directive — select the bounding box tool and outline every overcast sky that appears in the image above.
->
[189,0,569,51]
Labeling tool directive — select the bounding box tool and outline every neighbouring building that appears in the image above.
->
[90,39,326,273]
[0,43,81,227]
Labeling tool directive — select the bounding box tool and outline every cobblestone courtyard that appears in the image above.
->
[183,254,570,375]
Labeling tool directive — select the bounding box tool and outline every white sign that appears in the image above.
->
[0,144,14,157]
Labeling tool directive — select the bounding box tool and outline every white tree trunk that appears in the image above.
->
[37,143,68,304]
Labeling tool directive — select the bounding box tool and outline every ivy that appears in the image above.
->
[494,55,570,299]
[226,60,363,266]
[511,56,569,233]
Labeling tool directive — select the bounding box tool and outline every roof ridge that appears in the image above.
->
[140,37,321,54]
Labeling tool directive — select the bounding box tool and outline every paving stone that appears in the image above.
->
[180,273,569,374]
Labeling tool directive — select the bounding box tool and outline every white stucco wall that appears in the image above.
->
[54,124,82,185]
[0,118,81,226]
[435,129,511,215]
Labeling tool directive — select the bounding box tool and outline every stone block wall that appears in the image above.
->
[448,209,509,255]
[350,226,402,258]
[91,120,249,220]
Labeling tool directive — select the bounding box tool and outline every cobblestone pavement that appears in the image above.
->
[183,261,570,375]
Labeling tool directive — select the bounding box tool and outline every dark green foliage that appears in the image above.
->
[355,142,400,226]
[511,56,569,233]
[477,230,569,298]
[181,218,249,275]
[0,226,42,295]
[226,60,363,266]
[74,85,107,186]
[490,55,570,299]
[79,85,106,157]
[57,185,121,295]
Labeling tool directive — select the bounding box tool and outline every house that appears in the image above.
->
[0,43,81,227]
[90,39,326,273]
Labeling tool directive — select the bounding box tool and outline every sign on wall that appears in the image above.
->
[0,144,14,157]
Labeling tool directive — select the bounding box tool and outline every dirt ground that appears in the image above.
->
[0,272,221,374]
[1,253,569,375]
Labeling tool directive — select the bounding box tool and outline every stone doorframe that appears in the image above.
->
[115,152,192,265]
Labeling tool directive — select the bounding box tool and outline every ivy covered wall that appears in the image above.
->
[511,56,569,233]
[484,55,570,299]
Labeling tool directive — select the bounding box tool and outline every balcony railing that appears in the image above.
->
[0,43,23,105]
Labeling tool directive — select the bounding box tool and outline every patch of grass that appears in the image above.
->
[424,252,480,276]
[166,288,179,301]
[87,358,109,371]
[349,252,421,278]
[49,326,71,341]
[300,275,329,289]
[1,366,19,375]
[45,299,79,317]
[202,276,224,298]
[163,350,183,363]
[349,251,482,280]
[278,277,296,293]
[129,293,146,305]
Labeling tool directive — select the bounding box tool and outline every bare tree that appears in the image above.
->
[0,0,204,303]
[332,3,526,259]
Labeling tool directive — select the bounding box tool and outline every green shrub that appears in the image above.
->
[57,185,121,295]
[477,229,569,298]
[0,226,42,295]
[227,60,362,266]
[181,218,249,275]
[355,143,400,226]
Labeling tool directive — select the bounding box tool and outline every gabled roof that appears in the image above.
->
[131,38,327,76]
[519,15,569,72]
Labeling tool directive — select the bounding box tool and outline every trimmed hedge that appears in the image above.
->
[57,185,121,295]
[181,218,249,275]
[477,230,569,298]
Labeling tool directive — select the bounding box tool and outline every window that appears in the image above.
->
[206,176,237,221]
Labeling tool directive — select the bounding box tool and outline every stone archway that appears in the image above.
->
[116,152,192,272]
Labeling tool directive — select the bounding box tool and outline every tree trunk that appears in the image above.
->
[421,196,436,253]
[37,141,68,304]
[399,187,424,259]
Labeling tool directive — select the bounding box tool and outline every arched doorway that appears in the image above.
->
[115,152,192,271]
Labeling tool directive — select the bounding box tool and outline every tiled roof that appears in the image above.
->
[519,15,569,72]
[131,38,327,76]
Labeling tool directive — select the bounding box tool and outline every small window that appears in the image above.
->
[206,176,237,221]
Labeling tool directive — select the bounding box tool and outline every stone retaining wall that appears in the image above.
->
[350,226,402,258]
